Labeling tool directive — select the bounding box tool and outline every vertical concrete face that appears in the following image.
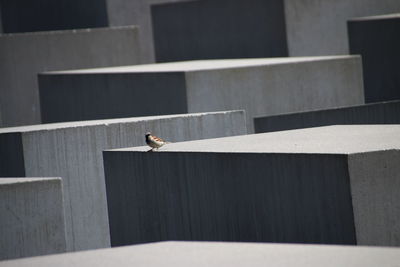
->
[285,0,400,56]
[0,178,66,260]
[0,26,141,127]
[254,101,400,133]
[39,56,364,132]
[348,150,400,246]
[348,14,400,103]
[104,125,400,247]
[106,0,185,63]
[151,0,288,62]
[0,111,246,252]
[0,0,108,33]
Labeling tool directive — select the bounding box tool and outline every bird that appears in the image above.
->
[145,132,170,151]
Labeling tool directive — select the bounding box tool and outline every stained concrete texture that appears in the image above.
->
[39,56,364,132]
[0,26,141,127]
[284,0,400,56]
[0,111,246,252]
[0,178,66,260]
[254,100,400,133]
[2,242,400,267]
[151,0,287,62]
[104,125,400,247]
[348,14,400,103]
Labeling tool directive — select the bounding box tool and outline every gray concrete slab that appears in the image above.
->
[151,0,288,62]
[254,100,400,133]
[285,0,400,56]
[39,56,364,132]
[2,241,400,267]
[348,14,400,103]
[0,26,141,127]
[0,178,66,260]
[104,125,400,247]
[0,111,246,252]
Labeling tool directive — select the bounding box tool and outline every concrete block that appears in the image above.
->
[2,241,400,267]
[0,111,246,252]
[103,125,400,247]
[0,26,141,127]
[348,14,400,103]
[39,56,364,132]
[254,100,400,133]
[151,0,288,62]
[0,178,66,260]
[285,0,400,56]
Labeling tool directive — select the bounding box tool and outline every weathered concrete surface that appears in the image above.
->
[0,111,246,252]
[254,100,400,133]
[0,26,141,127]
[0,0,108,33]
[285,0,400,56]
[104,125,400,247]
[2,241,400,267]
[0,178,66,260]
[39,56,364,132]
[151,0,287,62]
[348,14,400,103]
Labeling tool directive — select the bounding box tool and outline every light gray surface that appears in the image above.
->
[348,150,400,246]
[0,178,66,260]
[106,0,186,63]
[0,26,141,127]
[40,56,364,132]
[0,111,246,252]
[284,0,400,56]
[2,241,400,267]
[116,125,400,154]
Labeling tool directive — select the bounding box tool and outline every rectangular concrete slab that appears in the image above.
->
[254,100,400,133]
[284,0,400,56]
[348,14,400,103]
[0,111,246,252]
[104,125,400,247]
[2,241,400,267]
[151,0,288,62]
[0,178,66,260]
[0,26,141,127]
[39,56,364,132]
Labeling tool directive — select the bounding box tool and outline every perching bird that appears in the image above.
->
[145,132,170,151]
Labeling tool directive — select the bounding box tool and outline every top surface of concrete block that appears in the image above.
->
[349,13,400,21]
[44,56,355,74]
[0,177,60,185]
[115,125,400,155]
[0,111,239,134]
[2,241,400,267]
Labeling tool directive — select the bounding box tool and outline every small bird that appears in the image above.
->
[145,132,170,151]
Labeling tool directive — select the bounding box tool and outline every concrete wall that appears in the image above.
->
[39,56,364,132]
[0,111,246,252]
[348,150,400,246]
[285,0,400,56]
[0,0,108,33]
[0,178,66,260]
[3,241,400,267]
[151,0,288,62]
[348,14,400,103]
[0,26,141,127]
[254,100,400,133]
[103,125,400,247]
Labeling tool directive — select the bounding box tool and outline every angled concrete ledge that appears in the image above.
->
[0,111,246,252]
[0,178,66,261]
[0,26,141,127]
[39,56,364,132]
[2,241,400,267]
[104,125,400,247]
[285,0,400,56]
[254,100,400,133]
[348,13,400,103]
